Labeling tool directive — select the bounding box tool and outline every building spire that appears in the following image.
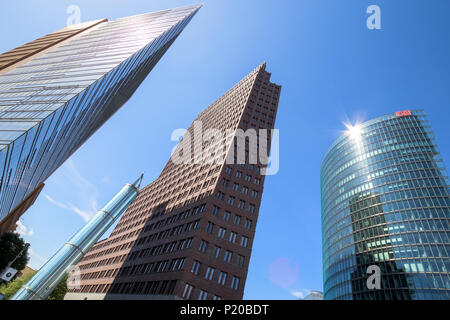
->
[261,61,267,70]
[132,172,144,189]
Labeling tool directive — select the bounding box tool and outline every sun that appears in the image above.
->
[345,123,362,139]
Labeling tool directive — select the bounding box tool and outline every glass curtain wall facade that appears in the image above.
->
[321,110,450,300]
[0,5,201,233]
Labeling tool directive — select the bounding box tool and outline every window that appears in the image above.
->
[224,250,233,263]
[248,204,256,213]
[242,186,249,195]
[237,255,245,268]
[236,171,242,178]
[221,178,229,187]
[182,283,194,299]
[198,290,208,300]
[241,236,249,247]
[211,205,220,216]
[205,266,215,280]
[245,175,252,182]
[213,246,221,259]
[228,196,235,205]
[225,167,232,175]
[185,222,193,232]
[178,258,186,270]
[218,271,227,286]
[177,239,186,250]
[144,263,154,274]
[232,183,239,191]
[213,295,223,300]
[251,190,258,198]
[254,178,261,185]
[233,215,241,225]
[191,260,201,275]
[223,211,231,222]
[218,227,226,239]
[167,280,177,295]
[198,240,208,253]
[231,276,240,290]
[158,281,169,294]
[229,232,237,243]
[193,220,200,230]
[245,219,252,230]
[170,258,185,271]
[217,192,225,200]
[238,200,245,209]
[156,261,168,272]
[206,222,214,233]
[170,259,178,271]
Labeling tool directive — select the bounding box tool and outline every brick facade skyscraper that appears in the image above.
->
[66,63,281,300]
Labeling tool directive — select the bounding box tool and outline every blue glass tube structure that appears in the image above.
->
[11,175,143,300]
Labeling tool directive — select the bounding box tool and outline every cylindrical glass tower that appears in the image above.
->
[321,110,450,300]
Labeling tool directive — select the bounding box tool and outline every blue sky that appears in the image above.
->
[1,0,449,300]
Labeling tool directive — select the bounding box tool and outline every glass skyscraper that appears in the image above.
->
[0,5,201,234]
[321,110,450,300]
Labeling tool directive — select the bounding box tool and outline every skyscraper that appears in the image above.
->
[65,63,281,300]
[0,5,202,234]
[321,110,450,300]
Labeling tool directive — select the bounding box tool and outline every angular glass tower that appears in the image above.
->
[321,110,450,300]
[0,5,202,234]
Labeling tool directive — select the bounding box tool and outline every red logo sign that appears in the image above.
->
[396,110,412,117]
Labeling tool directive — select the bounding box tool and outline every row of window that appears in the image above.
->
[324,178,448,228]
[323,142,435,192]
[190,260,241,292]
[324,168,444,212]
[326,271,450,300]
[118,256,186,277]
[182,275,240,300]
[128,237,194,261]
[216,192,256,213]
[322,117,429,179]
[70,276,179,296]
[211,205,254,229]
[221,178,259,198]
[79,236,193,270]
[182,283,223,300]
[204,222,250,247]
[323,156,437,198]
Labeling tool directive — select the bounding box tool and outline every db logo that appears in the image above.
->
[0,267,18,281]
[396,110,412,117]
